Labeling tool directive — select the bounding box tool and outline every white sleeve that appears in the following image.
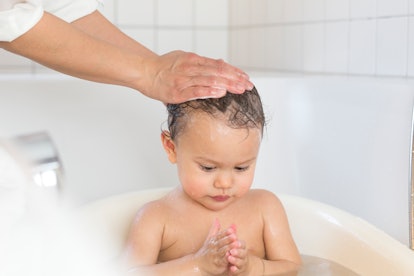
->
[0,1,44,42]
[42,0,101,23]
[0,0,101,42]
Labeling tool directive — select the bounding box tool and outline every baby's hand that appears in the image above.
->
[226,225,250,275]
[193,219,237,275]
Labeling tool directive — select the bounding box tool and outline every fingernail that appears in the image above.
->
[240,72,250,79]
[236,83,245,92]
[247,81,254,90]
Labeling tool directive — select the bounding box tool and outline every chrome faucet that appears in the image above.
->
[11,131,64,190]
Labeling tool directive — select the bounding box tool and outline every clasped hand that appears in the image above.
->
[193,219,250,276]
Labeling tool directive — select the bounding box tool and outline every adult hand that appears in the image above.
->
[140,51,254,104]
[1,10,253,105]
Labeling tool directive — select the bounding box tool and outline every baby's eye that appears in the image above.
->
[235,166,249,172]
[200,165,216,172]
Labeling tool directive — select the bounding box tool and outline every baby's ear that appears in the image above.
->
[161,131,177,163]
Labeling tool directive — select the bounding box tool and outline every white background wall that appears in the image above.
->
[0,0,413,78]
[229,0,414,78]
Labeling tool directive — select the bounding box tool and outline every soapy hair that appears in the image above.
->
[166,87,265,141]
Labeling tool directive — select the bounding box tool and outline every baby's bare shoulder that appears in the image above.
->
[245,189,284,211]
[128,194,177,236]
[249,189,281,201]
[137,193,175,217]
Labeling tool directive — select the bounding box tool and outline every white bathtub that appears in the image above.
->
[76,187,414,275]
[1,74,414,274]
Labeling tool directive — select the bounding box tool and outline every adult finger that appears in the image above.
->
[190,56,254,94]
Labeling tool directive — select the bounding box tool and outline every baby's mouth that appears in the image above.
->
[211,195,230,202]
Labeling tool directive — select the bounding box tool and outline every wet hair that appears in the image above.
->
[166,86,265,141]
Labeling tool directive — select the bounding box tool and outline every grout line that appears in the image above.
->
[322,0,327,74]
[239,67,414,79]
[346,0,351,76]
[113,0,119,26]
[374,0,379,77]
[154,0,159,54]
[228,14,411,30]
[192,0,196,53]
[406,4,411,77]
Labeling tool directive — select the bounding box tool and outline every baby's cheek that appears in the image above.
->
[237,182,252,197]
[182,179,206,198]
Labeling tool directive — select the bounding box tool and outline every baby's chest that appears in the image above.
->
[158,216,265,262]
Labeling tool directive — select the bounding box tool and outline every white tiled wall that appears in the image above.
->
[229,0,414,78]
[0,0,229,75]
[0,0,413,79]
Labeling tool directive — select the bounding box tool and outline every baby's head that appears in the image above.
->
[166,87,265,141]
[162,87,265,210]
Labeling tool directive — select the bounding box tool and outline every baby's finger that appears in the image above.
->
[206,218,221,239]
[229,247,247,260]
[227,254,245,271]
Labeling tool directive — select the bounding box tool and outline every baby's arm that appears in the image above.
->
[259,190,301,274]
[226,191,301,275]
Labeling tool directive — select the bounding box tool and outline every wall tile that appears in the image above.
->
[0,67,31,74]
[0,50,32,67]
[157,29,193,54]
[248,27,266,68]
[325,0,349,20]
[117,0,154,26]
[195,0,228,27]
[325,21,349,73]
[195,30,228,60]
[250,0,267,25]
[349,0,376,19]
[408,17,414,76]
[229,0,250,26]
[229,30,250,67]
[282,0,303,23]
[349,20,376,75]
[266,0,284,24]
[33,63,64,75]
[376,17,408,76]
[265,26,284,69]
[0,49,32,74]
[303,0,325,21]
[158,0,193,26]
[377,0,408,17]
[98,0,115,23]
[303,23,325,72]
[282,25,303,70]
[410,0,414,14]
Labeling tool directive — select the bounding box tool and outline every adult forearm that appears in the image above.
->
[71,10,156,59]
[0,9,253,103]
[0,12,145,91]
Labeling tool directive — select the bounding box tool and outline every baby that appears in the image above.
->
[124,87,301,275]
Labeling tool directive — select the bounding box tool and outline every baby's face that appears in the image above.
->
[173,112,262,211]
